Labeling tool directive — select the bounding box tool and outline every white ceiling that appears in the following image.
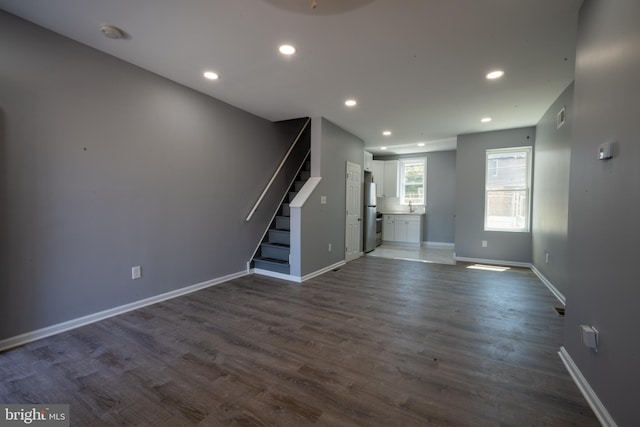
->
[0,0,582,155]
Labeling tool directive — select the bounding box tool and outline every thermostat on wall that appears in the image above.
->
[598,142,613,160]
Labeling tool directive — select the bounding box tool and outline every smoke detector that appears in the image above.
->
[262,0,376,15]
[100,25,123,39]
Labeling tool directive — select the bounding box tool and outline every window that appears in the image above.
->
[400,158,426,205]
[485,147,531,232]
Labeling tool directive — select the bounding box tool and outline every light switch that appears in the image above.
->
[580,325,598,351]
[598,142,613,160]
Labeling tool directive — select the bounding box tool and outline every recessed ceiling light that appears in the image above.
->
[417,142,425,147]
[100,24,123,39]
[279,44,296,55]
[486,70,504,80]
[380,146,387,150]
[203,71,219,80]
[345,99,357,107]
[382,130,392,136]
[481,117,492,123]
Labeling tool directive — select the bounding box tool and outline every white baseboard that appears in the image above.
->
[254,268,302,283]
[530,265,566,305]
[301,260,346,282]
[0,270,248,353]
[454,256,531,268]
[254,260,346,283]
[558,346,617,427]
[422,241,455,248]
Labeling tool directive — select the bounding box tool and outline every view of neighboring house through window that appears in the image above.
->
[400,158,426,205]
[485,147,531,231]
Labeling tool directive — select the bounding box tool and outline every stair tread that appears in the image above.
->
[254,257,289,265]
[251,154,308,275]
[262,242,290,248]
[270,229,290,234]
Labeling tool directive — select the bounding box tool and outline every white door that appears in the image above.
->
[345,161,362,262]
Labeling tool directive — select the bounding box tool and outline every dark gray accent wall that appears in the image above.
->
[565,1,640,425]
[0,11,301,341]
[455,128,535,263]
[299,118,363,276]
[532,82,574,296]
[374,150,456,243]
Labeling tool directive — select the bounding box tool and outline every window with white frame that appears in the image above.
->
[484,147,532,232]
[400,158,426,205]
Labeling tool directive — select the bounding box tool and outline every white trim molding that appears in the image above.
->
[301,260,345,282]
[254,268,302,283]
[0,270,248,353]
[422,241,455,248]
[254,260,346,284]
[558,347,618,427]
[530,264,566,305]
[455,256,531,268]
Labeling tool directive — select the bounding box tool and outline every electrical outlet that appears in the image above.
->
[482,240,488,248]
[321,196,327,204]
[131,266,142,280]
[328,243,332,252]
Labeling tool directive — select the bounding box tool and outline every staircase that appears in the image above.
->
[252,156,311,275]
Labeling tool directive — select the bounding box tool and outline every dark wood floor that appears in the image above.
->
[1,257,599,426]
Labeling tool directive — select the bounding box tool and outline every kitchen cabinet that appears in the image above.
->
[364,151,373,172]
[382,214,423,245]
[383,215,395,241]
[371,159,399,198]
[371,160,384,197]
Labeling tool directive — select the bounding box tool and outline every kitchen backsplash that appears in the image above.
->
[376,197,425,214]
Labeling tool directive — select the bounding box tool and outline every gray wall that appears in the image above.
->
[0,12,301,341]
[425,150,456,243]
[296,117,363,276]
[375,150,456,243]
[565,1,640,425]
[455,127,535,263]
[532,82,574,297]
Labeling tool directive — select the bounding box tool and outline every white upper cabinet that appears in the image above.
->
[364,151,373,172]
[371,160,384,197]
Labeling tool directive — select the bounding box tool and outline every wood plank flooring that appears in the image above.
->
[0,257,599,426]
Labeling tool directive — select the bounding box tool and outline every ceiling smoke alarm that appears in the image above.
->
[262,0,375,15]
[100,25,123,39]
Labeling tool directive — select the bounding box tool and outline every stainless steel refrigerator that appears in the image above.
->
[363,171,377,252]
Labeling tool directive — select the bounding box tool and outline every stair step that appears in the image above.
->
[253,257,290,275]
[260,242,290,261]
[275,216,290,230]
[251,154,310,277]
[299,170,310,181]
[268,229,290,245]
